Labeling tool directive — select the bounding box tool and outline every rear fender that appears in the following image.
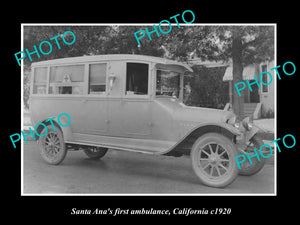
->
[34,117,74,142]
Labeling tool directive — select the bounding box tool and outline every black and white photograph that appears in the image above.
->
[4,4,299,221]
[20,24,276,195]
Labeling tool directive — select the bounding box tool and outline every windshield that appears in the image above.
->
[156,70,181,98]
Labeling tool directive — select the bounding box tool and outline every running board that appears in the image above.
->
[66,133,176,155]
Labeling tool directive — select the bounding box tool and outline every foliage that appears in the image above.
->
[185,66,229,109]
[206,26,274,64]
[23,25,274,66]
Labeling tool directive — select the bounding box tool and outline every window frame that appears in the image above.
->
[31,62,108,97]
[32,66,49,95]
[88,62,108,95]
[31,60,151,98]
[155,69,182,99]
[48,63,86,95]
[124,61,151,99]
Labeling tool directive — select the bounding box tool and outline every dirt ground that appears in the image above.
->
[23,141,275,195]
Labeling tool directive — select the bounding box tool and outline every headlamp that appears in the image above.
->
[227,115,236,126]
[242,117,253,131]
[234,122,240,129]
[227,115,240,129]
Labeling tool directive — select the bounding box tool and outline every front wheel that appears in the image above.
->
[191,133,239,188]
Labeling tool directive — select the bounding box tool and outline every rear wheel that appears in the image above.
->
[83,147,108,159]
[38,125,67,165]
[191,133,239,188]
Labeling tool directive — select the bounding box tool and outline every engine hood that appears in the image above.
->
[155,97,235,124]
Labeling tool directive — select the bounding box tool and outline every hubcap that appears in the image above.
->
[198,142,230,178]
[44,132,61,157]
[208,153,219,164]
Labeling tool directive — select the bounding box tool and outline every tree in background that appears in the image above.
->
[185,66,229,109]
[161,25,274,119]
[218,26,274,120]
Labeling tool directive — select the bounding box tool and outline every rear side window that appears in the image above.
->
[33,67,48,94]
[89,63,106,94]
[126,63,148,95]
[49,65,85,94]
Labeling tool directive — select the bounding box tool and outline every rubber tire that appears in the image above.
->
[191,133,239,188]
[239,135,266,176]
[38,125,67,165]
[83,147,108,159]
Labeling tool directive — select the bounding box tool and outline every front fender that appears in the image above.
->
[190,122,242,137]
[162,122,242,156]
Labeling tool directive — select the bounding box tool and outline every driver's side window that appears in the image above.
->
[126,63,148,95]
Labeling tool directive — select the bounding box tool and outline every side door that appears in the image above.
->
[107,61,152,138]
[81,62,109,135]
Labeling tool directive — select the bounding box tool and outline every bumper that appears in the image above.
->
[237,124,261,142]
[235,124,262,154]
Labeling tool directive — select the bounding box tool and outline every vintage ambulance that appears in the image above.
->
[30,54,265,188]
